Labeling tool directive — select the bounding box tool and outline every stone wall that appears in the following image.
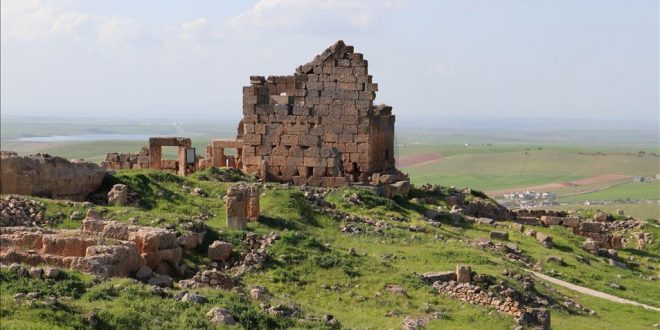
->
[240,41,402,187]
[101,147,150,170]
[0,151,106,201]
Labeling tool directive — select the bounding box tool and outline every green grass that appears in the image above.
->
[543,204,660,222]
[558,182,660,202]
[2,170,659,329]
[401,147,659,192]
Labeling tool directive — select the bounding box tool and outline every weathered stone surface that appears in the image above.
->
[540,216,562,226]
[581,238,598,252]
[489,231,509,241]
[206,307,236,326]
[224,183,260,230]
[208,241,233,262]
[82,218,182,274]
[515,216,541,226]
[107,184,129,206]
[421,271,456,283]
[456,265,471,283]
[235,41,409,191]
[0,152,106,201]
[579,222,603,233]
[562,217,581,228]
[511,223,525,233]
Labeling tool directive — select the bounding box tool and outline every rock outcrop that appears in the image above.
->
[0,214,182,277]
[0,151,106,201]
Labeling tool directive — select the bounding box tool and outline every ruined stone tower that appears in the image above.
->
[238,40,402,187]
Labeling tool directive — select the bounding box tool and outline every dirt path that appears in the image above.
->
[529,271,660,312]
[488,174,632,196]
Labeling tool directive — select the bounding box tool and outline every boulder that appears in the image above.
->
[136,265,153,280]
[108,184,129,206]
[562,217,581,228]
[206,307,236,326]
[381,180,412,199]
[515,216,541,226]
[489,231,509,241]
[250,286,269,301]
[477,218,496,225]
[29,267,43,278]
[581,239,598,252]
[181,293,208,304]
[540,216,562,226]
[594,212,609,222]
[208,241,233,262]
[148,274,173,288]
[43,267,61,279]
[579,222,603,233]
[511,223,525,233]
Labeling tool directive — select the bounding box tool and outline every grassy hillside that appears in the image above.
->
[1,169,659,329]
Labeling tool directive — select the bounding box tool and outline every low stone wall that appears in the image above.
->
[425,266,551,330]
[100,147,150,170]
[1,151,106,201]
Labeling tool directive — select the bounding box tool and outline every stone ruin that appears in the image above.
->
[224,183,260,230]
[204,40,409,191]
[423,265,552,330]
[0,210,182,277]
[0,151,106,201]
[101,137,196,176]
[96,41,411,194]
[240,40,402,186]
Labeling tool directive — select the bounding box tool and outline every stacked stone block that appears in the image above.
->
[239,40,400,187]
[101,147,150,170]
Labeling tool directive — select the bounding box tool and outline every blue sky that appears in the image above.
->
[1,0,657,126]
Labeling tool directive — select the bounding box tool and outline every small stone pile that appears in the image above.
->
[470,239,540,271]
[232,232,279,275]
[0,195,49,227]
[179,268,236,290]
[4,263,62,280]
[417,184,512,221]
[179,231,280,289]
[301,185,393,235]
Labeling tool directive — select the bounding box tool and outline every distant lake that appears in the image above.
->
[16,134,153,142]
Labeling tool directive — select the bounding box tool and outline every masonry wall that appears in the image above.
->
[240,41,396,187]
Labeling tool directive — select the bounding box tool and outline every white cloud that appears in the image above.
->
[97,17,142,47]
[0,0,92,40]
[177,17,222,41]
[1,0,146,47]
[229,0,409,35]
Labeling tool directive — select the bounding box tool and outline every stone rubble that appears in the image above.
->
[0,195,51,227]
